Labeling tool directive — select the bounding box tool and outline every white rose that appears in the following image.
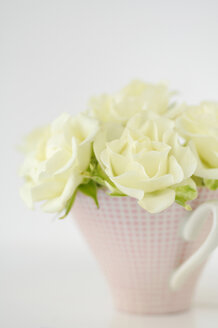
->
[175,102,218,179]
[20,113,99,213]
[94,111,197,213]
[88,80,172,125]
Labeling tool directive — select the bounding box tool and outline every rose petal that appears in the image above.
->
[138,189,175,213]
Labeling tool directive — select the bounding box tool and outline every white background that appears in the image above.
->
[1,0,218,327]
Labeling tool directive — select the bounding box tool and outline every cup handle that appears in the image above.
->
[170,201,218,291]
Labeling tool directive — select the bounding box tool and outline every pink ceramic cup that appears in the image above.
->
[71,187,218,314]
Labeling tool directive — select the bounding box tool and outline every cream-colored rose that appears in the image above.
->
[20,113,99,213]
[88,80,172,125]
[94,111,197,213]
[175,102,218,179]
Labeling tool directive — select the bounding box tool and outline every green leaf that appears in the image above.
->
[175,185,197,210]
[91,162,110,185]
[88,163,108,187]
[78,180,99,208]
[204,179,218,190]
[59,188,78,220]
[84,153,116,189]
[89,175,106,187]
[108,191,127,197]
[192,176,205,187]
[83,150,125,197]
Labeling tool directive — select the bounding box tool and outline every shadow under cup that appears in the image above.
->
[71,187,218,314]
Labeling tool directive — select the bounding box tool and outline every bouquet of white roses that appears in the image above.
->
[19,80,218,218]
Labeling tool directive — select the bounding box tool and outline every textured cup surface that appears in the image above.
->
[72,188,218,314]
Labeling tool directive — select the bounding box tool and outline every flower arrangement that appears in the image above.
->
[19,80,218,218]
